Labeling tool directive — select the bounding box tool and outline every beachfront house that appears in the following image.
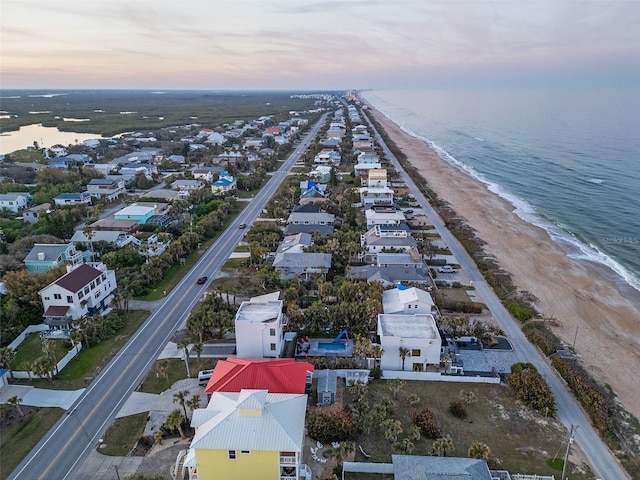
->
[377,313,442,372]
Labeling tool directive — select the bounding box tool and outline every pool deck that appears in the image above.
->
[295,337,354,357]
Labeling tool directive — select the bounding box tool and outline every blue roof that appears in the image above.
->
[0,369,9,377]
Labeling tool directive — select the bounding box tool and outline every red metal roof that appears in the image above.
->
[204,358,314,395]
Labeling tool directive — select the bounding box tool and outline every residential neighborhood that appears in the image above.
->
[0,93,620,480]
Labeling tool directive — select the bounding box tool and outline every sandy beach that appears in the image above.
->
[367,107,640,421]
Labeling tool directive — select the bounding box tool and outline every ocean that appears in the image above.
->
[361,87,640,293]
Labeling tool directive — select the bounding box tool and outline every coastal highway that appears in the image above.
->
[9,112,328,480]
[362,108,628,480]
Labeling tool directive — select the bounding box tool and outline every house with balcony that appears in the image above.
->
[284,210,334,236]
[377,313,442,372]
[86,178,126,201]
[382,284,437,316]
[179,389,310,480]
[361,225,417,262]
[364,208,405,229]
[38,263,117,331]
[313,149,341,165]
[235,293,287,358]
[24,243,87,273]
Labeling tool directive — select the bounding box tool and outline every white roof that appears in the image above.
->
[378,314,439,340]
[383,287,435,314]
[190,390,307,451]
[235,300,282,324]
[116,205,155,216]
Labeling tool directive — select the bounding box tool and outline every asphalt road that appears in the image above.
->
[363,109,627,480]
[9,113,327,480]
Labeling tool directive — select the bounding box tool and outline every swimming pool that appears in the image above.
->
[318,342,346,351]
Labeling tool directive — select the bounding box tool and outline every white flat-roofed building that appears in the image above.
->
[234,294,286,358]
[377,313,442,372]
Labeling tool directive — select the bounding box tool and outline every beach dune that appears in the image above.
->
[368,108,640,421]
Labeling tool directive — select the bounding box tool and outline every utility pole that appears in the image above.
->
[561,424,577,480]
[572,325,579,350]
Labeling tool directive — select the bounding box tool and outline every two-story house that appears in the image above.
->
[377,313,442,372]
[86,178,126,202]
[0,193,30,213]
[39,263,117,331]
[382,285,437,316]
[24,243,86,273]
[183,389,309,480]
[22,203,51,224]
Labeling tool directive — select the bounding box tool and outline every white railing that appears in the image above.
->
[280,456,297,465]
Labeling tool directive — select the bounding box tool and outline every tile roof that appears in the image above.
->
[204,358,314,394]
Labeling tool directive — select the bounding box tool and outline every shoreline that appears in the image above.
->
[365,104,640,421]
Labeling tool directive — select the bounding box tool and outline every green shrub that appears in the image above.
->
[369,366,382,380]
[412,407,442,439]
[507,301,534,322]
[552,356,619,440]
[448,400,467,419]
[523,322,563,356]
[306,409,357,444]
[506,363,556,416]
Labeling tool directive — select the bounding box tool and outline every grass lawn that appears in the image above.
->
[11,333,69,369]
[340,379,594,480]
[221,258,244,272]
[11,310,149,390]
[138,358,218,394]
[0,407,64,480]
[98,412,149,456]
[438,288,475,304]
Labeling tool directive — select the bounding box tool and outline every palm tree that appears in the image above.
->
[431,436,454,457]
[177,339,191,377]
[186,394,201,416]
[7,396,24,417]
[192,340,203,368]
[388,378,404,400]
[0,347,15,379]
[157,359,170,387]
[371,344,384,367]
[328,441,354,468]
[153,430,164,445]
[173,390,190,419]
[459,389,477,404]
[381,419,403,442]
[398,346,411,371]
[468,442,492,460]
[164,409,186,439]
[83,226,95,260]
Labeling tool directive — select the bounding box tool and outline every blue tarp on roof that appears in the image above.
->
[397,283,409,290]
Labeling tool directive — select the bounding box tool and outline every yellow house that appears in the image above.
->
[180,389,310,480]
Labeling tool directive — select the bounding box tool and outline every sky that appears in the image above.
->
[1,0,638,91]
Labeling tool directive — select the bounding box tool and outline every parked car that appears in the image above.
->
[197,276,208,284]
[438,266,456,273]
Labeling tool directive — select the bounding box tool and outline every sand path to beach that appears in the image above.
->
[368,108,640,420]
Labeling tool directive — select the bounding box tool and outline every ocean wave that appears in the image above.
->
[361,93,640,294]
[585,178,605,185]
